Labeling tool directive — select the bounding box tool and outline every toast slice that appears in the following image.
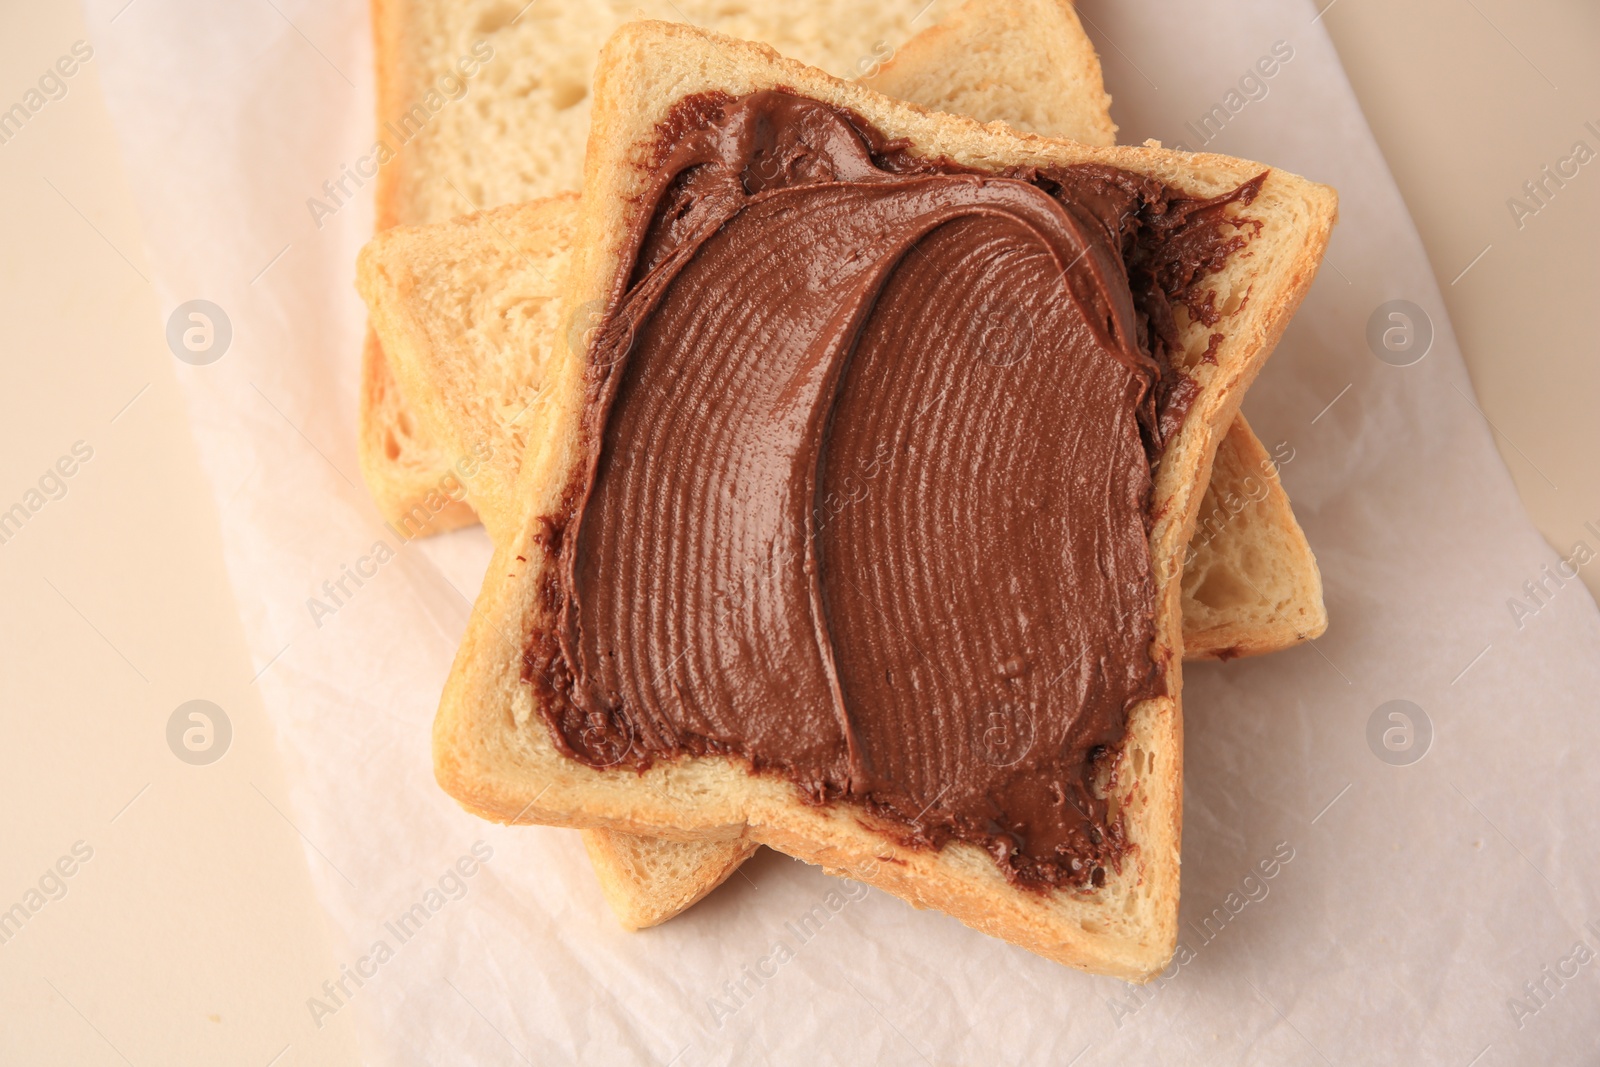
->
[361,0,1326,932]
[428,21,1336,978]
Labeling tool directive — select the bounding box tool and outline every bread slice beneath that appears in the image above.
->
[1184,420,1327,657]
[430,21,1336,979]
[582,829,759,931]
[861,0,1115,144]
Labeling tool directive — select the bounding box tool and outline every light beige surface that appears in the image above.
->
[0,5,360,1066]
[0,0,1592,1058]
[1322,0,1600,603]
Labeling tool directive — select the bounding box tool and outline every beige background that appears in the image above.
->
[0,1,1592,1063]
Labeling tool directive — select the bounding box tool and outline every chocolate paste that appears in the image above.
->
[526,92,1263,889]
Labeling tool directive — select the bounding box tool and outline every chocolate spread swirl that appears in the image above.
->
[526,92,1263,889]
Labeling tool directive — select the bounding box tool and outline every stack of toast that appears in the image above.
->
[357,0,1336,980]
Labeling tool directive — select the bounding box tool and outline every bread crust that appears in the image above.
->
[430,21,1336,978]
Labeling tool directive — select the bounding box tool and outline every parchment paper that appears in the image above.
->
[86,0,1600,1062]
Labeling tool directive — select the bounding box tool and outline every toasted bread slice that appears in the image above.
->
[362,0,1326,933]
[426,21,1336,978]
[360,188,1327,928]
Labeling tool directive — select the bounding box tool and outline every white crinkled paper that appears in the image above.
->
[86,0,1600,1061]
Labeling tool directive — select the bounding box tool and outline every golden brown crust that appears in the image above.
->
[369,0,414,233]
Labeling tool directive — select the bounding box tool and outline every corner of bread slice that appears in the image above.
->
[862,0,1117,146]
[435,18,1337,981]
[357,196,581,545]
[1181,418,1330,660]
[582,830,761,931]
[431,510,758,838]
